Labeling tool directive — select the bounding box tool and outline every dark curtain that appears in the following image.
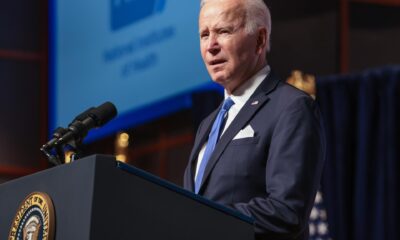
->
[316,66,400,240]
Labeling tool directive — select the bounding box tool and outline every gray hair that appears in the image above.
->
[200,0,272,51]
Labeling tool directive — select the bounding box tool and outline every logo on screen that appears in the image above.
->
[111,0,166,31]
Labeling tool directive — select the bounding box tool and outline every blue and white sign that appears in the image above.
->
[50,0,217,140]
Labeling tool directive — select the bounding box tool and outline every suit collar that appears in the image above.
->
[252,69,281,97]
[224,65,271,108]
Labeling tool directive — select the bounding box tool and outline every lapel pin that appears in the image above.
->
[251,100,259,105]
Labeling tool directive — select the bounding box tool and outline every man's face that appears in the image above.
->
[199,0,263,93]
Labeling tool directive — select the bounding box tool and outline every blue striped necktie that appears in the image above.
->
[195,98,235,193]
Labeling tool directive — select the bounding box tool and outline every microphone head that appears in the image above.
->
[90,101,118,126]
[72,107,95,123]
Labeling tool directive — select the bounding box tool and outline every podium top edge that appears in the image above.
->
[116,161,254,224]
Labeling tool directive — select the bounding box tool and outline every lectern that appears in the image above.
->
[0,155,254,239]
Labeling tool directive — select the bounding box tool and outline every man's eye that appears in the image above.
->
[219,29,230,34]
[200,33,209,39]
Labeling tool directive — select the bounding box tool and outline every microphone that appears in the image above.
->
[42,102,117,150]
[55,101,117,147]
[72,106,95,123]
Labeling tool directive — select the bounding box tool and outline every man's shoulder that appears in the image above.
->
[262,80,317,115]
[257,70,313,101]
[270,81,315,104]
[274,81,313,99]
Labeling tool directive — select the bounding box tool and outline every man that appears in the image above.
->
[183,0,326,239]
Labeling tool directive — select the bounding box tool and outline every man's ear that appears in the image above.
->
[256,27,267,54]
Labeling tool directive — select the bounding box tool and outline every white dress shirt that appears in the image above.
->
[194,65,271,179]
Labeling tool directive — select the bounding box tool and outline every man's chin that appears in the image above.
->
[211,76,228,86]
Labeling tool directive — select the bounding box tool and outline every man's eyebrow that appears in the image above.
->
[201,23,233,32]
[199,28,208,34]
[216,25,234,30]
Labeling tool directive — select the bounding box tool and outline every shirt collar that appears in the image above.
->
[224,65,270,108]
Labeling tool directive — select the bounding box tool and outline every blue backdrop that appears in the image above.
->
[49,0,215,141]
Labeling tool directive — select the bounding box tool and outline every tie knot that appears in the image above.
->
[222,98,235,111]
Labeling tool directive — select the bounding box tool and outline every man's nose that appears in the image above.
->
[206,34,220,55]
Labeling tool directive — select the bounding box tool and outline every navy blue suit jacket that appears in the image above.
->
[183,73,326,239]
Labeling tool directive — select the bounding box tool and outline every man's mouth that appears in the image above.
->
[209,59,226,66]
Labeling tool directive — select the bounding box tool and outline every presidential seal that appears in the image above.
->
[8,192,55,240]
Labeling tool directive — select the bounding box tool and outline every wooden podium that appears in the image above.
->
[0,155,254,239]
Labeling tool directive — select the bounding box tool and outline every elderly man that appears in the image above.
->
[183,0,325,239]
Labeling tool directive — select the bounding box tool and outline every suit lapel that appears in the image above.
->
[197,72,281,194]
[186,107,220,191]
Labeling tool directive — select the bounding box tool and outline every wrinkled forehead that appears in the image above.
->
[199,1,246,28]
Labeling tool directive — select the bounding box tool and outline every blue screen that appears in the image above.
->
[50,0,221,141]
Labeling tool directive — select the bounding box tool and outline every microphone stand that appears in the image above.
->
[67,138,85,163]
[40,128,85,166]
[40,142,65,165]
